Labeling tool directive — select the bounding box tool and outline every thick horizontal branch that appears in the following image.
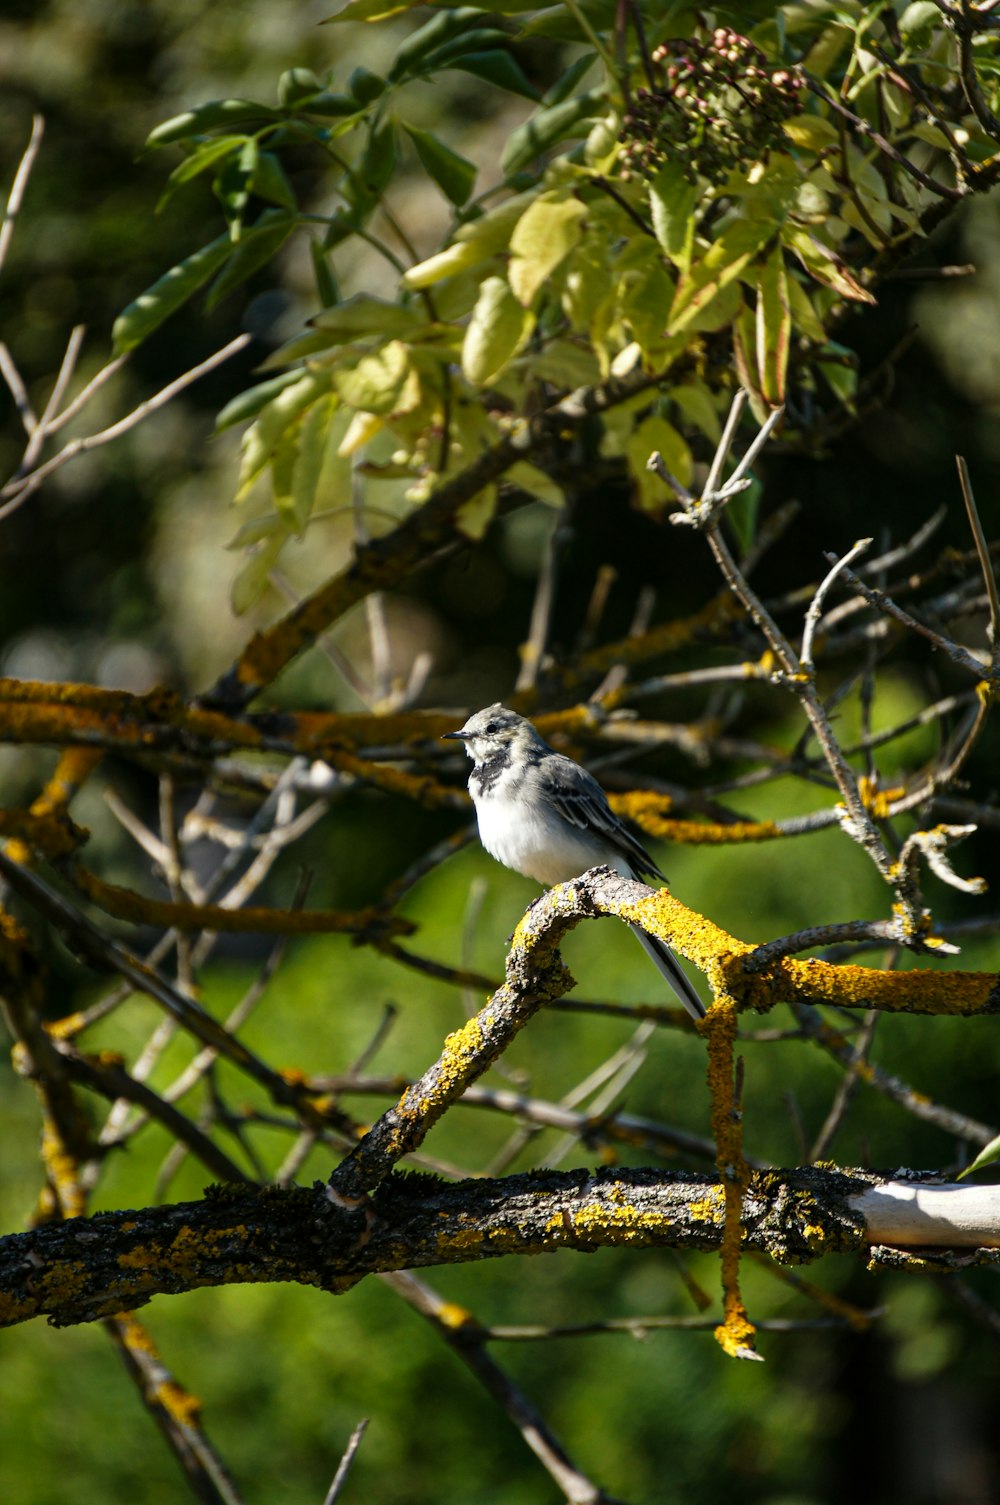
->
[4,1168,1000,1332]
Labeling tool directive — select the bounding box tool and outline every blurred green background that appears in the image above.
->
[2,3,1000,1503]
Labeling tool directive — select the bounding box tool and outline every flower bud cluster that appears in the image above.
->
[619,27,804,183]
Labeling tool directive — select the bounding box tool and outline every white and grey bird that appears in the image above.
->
[443,703,704,1020]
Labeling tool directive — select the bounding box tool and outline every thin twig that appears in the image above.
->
[0,114,44,277]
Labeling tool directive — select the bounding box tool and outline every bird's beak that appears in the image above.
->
[441,730,468,741]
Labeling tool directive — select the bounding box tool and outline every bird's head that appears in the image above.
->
[441,703,543,766]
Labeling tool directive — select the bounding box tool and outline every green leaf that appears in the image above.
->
[957,1131,1000,1180]
[456,484,499,540]
[215,139,260,237]
[732,304,769,426]
[355,120,398,199]
[348,66,387,103]
[387,8,486,80]
[311,296,425,340]
[253,152,298,210]
[667,220,774,336]
[648,162,696,271]
[301,93,363,118]
[402,240,485,287]
[206,212,297,309]
[506,461,563,507]
[146,99,278,148]
[403,190,536,288]
[755,242,791,406]
[786,229,876,305]
[278,68,325,107]
[619,257,675,364]
[284,394,340,529]
[238,371,334,498]
[324,0,422,21]
[508,191,587,306]
[542,53,595,106]
[216,371,306,433]
[786,274,828,343]
[403,123,477,206]
[782,115,840,153]
[334,340,413,412]
[112,234,232,353]
[226,511,289,550]
[462,275,534,384]
[627,414,693,511]
[423,28,514,66]
[230,534,286,615]
[817,343,859,410]
[669,382,722,445]
[310,240,340,308]
[158,136,248,210]
[450,51,541,100]
[501,90,606,176]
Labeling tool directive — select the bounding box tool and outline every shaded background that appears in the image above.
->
[2,3,1000,1503]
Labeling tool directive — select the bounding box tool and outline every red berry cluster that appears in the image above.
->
[620,27,804,184]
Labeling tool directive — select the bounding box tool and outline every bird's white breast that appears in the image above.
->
[471,763,624,886]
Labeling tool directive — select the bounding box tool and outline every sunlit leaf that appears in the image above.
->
[626,414,693,511]
[668,220,773,335]
[787,229,877,304]
[334,340,413,412]
[957,1131,1000,1180]
[756,242,791,406]
[238,371,334,498]
[216,371,306,433]
[146,99,279,148]
[456,484,498,539]
[311,296,425,340]
[508,191,587,306]
[648,161,696,271]
[462,275,534,384]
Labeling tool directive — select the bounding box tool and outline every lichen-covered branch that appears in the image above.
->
[6,1166,1000,1333]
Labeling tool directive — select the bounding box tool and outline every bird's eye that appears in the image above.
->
[485,721,499,735]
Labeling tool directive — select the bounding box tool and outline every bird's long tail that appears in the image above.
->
[628,924,705,1021]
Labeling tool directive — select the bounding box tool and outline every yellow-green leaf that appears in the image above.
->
[508,191,587,307]
[238,371,333,500]
[787,229,876,305]
[756,243,791,406]
[782,115,840,152]
[334,341,412,413]
[669,382,722,444]
[648,161,696,271]
[626,414,693,511]
[786,275,828,343]
[230,534,285,615]
[456,483,498,539]
[462,275,534,385]
[667,220,773,336]
[619,257,675,364]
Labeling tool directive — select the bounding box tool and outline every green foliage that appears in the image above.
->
[117,1,1000,607]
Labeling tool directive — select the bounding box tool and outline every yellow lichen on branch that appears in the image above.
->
[703,997,758,1360]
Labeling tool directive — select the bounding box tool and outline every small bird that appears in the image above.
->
[443,704,704,1020]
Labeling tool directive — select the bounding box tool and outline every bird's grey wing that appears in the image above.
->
[541,755,664,882]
